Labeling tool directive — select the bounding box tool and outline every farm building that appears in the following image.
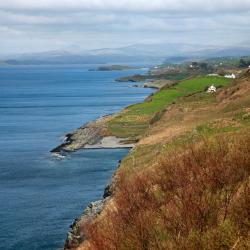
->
[207,85,216,93]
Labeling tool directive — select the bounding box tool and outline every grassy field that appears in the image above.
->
[107,76,231,139]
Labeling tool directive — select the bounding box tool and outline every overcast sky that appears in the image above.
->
[0,0,250,55]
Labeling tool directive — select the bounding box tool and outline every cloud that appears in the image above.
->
[0,25,23,35]
[0,0,250,13]
[0,0,250,55]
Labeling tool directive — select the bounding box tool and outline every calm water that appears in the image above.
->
[0,65,152,250]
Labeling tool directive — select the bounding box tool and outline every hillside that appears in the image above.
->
[116,55,250,85]
[64,69,250,250]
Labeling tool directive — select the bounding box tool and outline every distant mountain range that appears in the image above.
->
[1,43,250,65]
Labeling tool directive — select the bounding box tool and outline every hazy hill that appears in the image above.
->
[2,43,250,65]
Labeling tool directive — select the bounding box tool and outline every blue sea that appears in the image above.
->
[0,65,152,250]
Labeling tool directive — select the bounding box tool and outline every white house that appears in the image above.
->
[207,85,216,93]
[224,73,236,79]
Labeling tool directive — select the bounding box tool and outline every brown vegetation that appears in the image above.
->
[82,132,250,250]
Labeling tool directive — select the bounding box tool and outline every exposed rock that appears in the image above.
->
[64,200,105,250]
[103,183,112,199]
[50,116,109,153]
[51,115,134,153]
[63,163,120,250]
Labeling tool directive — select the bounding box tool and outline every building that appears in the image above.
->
[207,85,216,93]
[224,73,236,79]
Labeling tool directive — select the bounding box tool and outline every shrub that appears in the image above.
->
[83,132,250,250]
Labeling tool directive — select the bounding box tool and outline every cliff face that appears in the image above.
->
[64,182,114,250]
[64,200,105,250]
[63,70,250,250]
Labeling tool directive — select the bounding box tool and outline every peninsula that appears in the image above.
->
[89,65,141,71]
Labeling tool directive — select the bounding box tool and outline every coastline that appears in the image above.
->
[52,82,158,249]
[53,73,188,249]
[51,83,161,154]
[50,114,135,155]
[58,76,175,248]
[57,120,132,248]
[64,176,116,250]
[57,69,250,249]
[60,90,152,249]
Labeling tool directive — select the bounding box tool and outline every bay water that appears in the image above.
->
[0,65,152,250]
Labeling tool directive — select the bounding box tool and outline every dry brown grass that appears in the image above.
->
[81,131,250,250]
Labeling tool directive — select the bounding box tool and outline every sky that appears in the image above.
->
[0,0,250,55]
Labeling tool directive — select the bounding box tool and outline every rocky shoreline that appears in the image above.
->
[51,115,135,249]
[52,113,133,249]
[64,200,106,250]
[51,115,134,155]
[53,80,159,249]
[64,182,114,250]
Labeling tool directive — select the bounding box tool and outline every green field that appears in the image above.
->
[107,76,231,139]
